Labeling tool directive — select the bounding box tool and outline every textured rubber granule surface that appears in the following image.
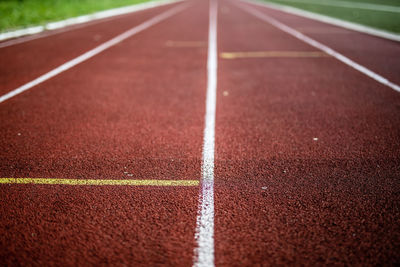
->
[0,0,208,265]
[1,0,400,265]
[0,1,208,181]
[0,3,179,96]
[214,0,400,265]
[242,1,400,85]
[0,185,198,266]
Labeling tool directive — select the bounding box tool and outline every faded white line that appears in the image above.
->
[242,0,400,42]
[0,0,182,44]
[193,0,217,266]
[0,4,188,104]
[239,4,400,93]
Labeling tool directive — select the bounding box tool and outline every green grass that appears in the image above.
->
[0,0,153,32]
[338,0,400,5]
[263,0,400,33]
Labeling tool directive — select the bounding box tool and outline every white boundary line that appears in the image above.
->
[193,0,217,266]
[241,0,400,42]
[0,4,188,104]
[0,0,182,45]
[238,3,400,93]
[267,0,400,13]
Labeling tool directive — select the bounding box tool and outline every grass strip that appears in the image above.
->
[0,0,153,32]
[263,0,400,33]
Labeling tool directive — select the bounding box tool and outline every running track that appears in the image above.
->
[0,0,399,265]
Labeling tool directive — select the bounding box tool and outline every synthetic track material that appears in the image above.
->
[1,0,400,265]
[1,0,208,265]
[0,3,180,96]
[244,0,400,85]
[215,0,400,265]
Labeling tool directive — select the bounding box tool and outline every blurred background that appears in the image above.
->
[0,0,152,32]
[1,0,399,34]
[263,0,400,33]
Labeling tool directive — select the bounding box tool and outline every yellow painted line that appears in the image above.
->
[220,51,329,59]
[0,178,199,186]
[165,40,206,47]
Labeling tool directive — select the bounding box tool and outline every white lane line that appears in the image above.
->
[0,14,138,49]
[239,4,400,93]
[265,0,400,13]
[0,0,182,45]
[0,4,188,104]
[193,0,217,266]
[242,0,400,42]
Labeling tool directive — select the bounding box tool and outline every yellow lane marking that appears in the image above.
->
[165,40,206,47]
[0,178,199,186]
[220,51,329,59]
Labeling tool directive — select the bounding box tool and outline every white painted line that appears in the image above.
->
[0,4,188,104]
[265,0,400,13]
[0,26,44,42]
[241,0,400,42]
[0,16,127,50]
[239,4,400,93]
[193,0,217,266]
[0,0,182,46]
[0,13,142,50]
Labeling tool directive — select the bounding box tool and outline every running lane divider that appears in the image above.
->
[0,178,198,186]
[193,0,218,266]
[238,2,400,93]
[0,3,189,104]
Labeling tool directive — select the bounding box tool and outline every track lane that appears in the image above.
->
[0,0,208,264]
[215,0,400,265]
[241,0,400,86]
[0,185,198,266]
[0,1,182,96]
[0,1,207,181]
[2,0,400,265]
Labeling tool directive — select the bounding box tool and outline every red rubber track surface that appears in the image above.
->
[0,2,181,96]
[241,0,400,85]
[215,0,400,265]
[0,0,207,265]
[1,0,400,265]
